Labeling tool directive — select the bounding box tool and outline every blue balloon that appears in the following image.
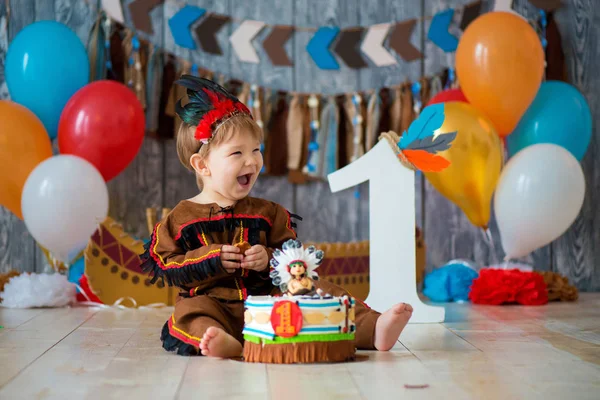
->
[5,21,89,139]
[67,255,85,292]
[507,81,592,161]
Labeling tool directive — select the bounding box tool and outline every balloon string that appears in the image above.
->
[73,283,168,310]
[482,228,500,265]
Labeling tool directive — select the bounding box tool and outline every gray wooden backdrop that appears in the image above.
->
[1,0,599,291]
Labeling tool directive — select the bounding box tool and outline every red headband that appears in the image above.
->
[194,89,251,144]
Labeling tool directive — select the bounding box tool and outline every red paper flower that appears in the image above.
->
[469,268,548,306]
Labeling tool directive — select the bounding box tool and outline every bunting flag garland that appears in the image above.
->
[333,28,368,69]
[263,26,294,66]
[389,20,423,62]
[129,0,164,35]
[427,9,459,53]
[196,14,231,55]
[230,20,265,64]
[528,0,561,10]
[103,1,487,69]
[493,0,514,13]
[88,8,471,182]
[168,5,205,49]
[460,1,483,30]
[306,27,341,70]
[360,23,396,67]
[101,0,125,24]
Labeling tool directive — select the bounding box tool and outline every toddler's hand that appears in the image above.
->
[241,245,269,272]
[221,245,242,273]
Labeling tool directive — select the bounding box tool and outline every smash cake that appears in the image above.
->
[243,239,357,364]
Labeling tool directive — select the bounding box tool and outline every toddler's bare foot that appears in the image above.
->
[374,303,413,351]
[199,327,242,358]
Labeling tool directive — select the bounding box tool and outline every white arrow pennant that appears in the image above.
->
[230,20,266,64]
[360,23,397,67]
[493,0,526,20]
[101,0,124,23]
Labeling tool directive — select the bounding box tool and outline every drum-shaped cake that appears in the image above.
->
[242,239,356,363]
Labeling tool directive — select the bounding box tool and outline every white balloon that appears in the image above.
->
[21,155,109,263]
[494,143,585,260]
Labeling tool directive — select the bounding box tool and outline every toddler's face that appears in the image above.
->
[205,132,263,201]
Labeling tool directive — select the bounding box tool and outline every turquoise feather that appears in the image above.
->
[398,103,445,149]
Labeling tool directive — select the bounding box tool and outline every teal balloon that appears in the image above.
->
[507,81,591,161]
[5,21,89,139]
[68,255,85,292]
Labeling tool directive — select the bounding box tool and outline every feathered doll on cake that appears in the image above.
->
[269,239,324,296]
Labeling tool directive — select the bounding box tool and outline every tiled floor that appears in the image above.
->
[1,294,599,399]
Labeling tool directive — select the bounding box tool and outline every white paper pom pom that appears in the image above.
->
[0,273,76,308]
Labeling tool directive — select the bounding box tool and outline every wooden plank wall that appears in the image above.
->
[0,0,598,292]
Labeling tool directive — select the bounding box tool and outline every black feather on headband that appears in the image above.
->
[174,75,251,143]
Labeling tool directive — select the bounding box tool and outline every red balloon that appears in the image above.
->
[58,80,145,181]
[427,88,469,106]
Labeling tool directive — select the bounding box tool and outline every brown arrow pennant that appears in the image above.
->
[195,14,231,55]
[528,0,562,10]
[460,1,482,30]
[389,20,423,62]
[129,0,164,35]
[263,26,294,66]
[333,28,367,69]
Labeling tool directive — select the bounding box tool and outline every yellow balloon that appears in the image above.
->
[424,102,504,228]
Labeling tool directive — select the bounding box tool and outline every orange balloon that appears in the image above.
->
[0,100,53,219]
[456,12,545,137]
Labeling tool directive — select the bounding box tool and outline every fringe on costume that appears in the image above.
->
[243,340,355,364]
[177,217,274,249]
[160,321,200,356]
[140,238,223,287]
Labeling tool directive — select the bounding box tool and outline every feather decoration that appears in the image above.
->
[404,130,457,153]
[398,103,445,149]
[396,103,457,172]
[174,75,251,143]
[403,150,451,172]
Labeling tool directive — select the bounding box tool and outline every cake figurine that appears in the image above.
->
[243,239,356,364]
[269,238,321,296]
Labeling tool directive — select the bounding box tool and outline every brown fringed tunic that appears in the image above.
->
[140,197,380,356]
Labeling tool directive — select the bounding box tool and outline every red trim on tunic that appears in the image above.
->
[150,223,221,270]
[174,214,273,240]
[285,210,297,237]
[168,315,201,347]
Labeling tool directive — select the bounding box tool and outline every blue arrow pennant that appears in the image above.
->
[168,5,206,49]
[428,9,459,53]
[306,27,340,70]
